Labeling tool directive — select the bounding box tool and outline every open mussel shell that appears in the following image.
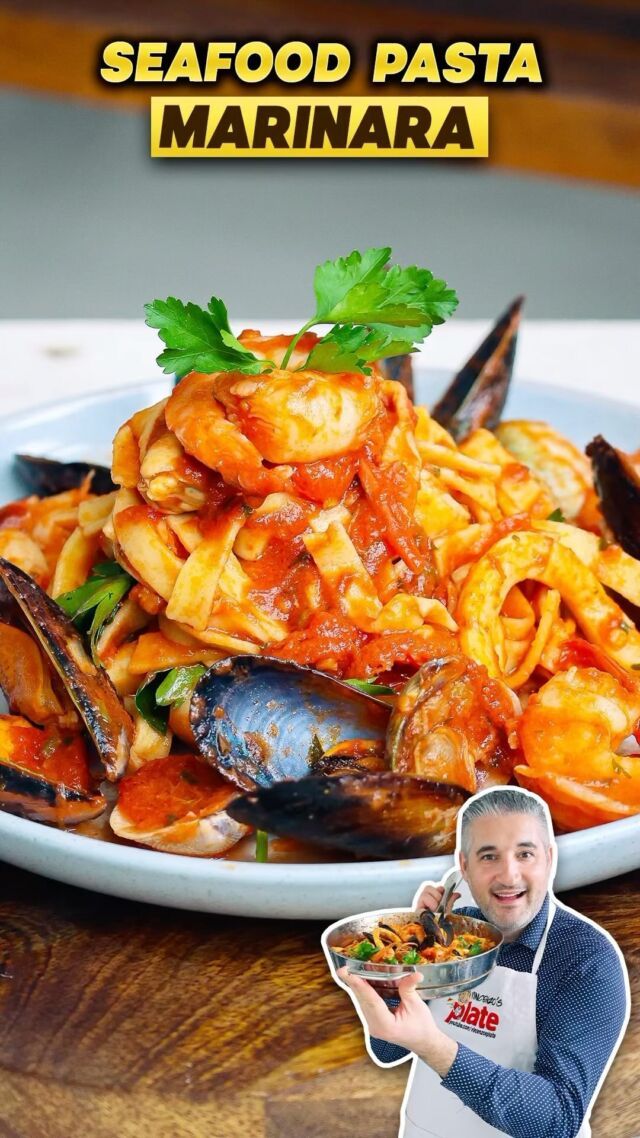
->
[0,758,106,825]
[379,354,414,401]
[190,656,391,791]
[13,454,115,497]
[431,296,523,442]
[227,772,467,859]
[586,435,640,560]
[0,558,132,780]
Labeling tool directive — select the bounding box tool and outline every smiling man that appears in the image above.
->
[338,787,629,1138]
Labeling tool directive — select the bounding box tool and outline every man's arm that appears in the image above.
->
[441,937,628,1138]
[369,907,479,1067]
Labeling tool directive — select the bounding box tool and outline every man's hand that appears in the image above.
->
[337,968,458,1078]
[414,882,461,913]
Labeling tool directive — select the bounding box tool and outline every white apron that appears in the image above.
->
[401,902,590,1138]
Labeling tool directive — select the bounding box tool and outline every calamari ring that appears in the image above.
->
[457,531,640,679]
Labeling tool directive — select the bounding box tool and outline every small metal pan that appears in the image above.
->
[327,910,502,1001]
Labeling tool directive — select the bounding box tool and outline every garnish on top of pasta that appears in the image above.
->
[0,248,639,861]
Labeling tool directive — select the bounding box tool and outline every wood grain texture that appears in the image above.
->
[0,862,638,1137]
[0,1,638,186]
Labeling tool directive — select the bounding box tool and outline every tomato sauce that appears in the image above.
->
[291,454,359,505]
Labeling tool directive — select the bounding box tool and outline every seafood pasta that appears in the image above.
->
[340,920,494,965]
[1,248,640,860]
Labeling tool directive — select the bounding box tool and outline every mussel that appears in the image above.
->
[0,758,106,825]
[379,354,414,401]
[586,435,640,560]
[431,296,523,442]
[227,772,467,859]
[190,656,391,791]
[190,656,470,859]
[0,715,106,826]
[13,454,115,497]
[0,558,132,779]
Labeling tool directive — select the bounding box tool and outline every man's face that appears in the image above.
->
[459,812,553,941]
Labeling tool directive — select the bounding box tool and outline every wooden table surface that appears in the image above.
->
[0,862,637,1138]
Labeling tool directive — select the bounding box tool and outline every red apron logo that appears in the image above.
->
[444,1000,500,1034]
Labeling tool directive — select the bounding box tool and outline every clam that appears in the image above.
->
[586,435,640,560]
[386,655,518,793]
[13,454,115,497]
[431,296,523,442]
[0,558,132,779]
[226,772,467,859]
[190,656,391,791]
[109,753,247,855]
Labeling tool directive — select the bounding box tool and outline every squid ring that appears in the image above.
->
[457,531,640,679]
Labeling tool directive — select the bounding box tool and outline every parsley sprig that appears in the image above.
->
[145,247,457,378]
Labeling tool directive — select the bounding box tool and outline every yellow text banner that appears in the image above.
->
[150,95,489,158]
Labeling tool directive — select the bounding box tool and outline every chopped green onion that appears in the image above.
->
[255,829,269,862]
[155,665,207,707]
[57,562,134,663]
[344,679,394,696]
[468,942,483,956]
[546,508,565,523]
[134,672,171,735]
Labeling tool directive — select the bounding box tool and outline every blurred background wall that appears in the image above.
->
[1,0,639,318]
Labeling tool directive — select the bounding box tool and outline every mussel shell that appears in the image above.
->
[0,758,106,825]
[0,558,132,780]
[190,656,391,791]
[431,296,523,442]
[226,772,467,859]
[13,455,115,497]
[378,354,414,401]
[586,435,640,560]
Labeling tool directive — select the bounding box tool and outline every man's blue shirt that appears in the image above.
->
[370,896,628,1138]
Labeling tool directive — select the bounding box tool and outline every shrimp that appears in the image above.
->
[212,367,380,464]
[165,371,293,496]
[515,666,640,828]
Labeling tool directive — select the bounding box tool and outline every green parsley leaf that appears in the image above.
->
[344,678,394,695]
[402,949,422,965]
[313,247,392,317]
[546,508,566,523]
[145,296,269,379]
[306,325,415,375]
[282,247,458,368]
[352,939,378,961]
[155,665,207,707]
